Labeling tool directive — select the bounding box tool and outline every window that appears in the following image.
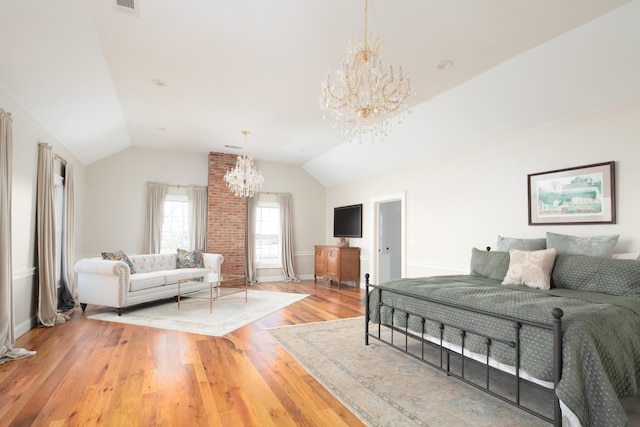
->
[160,194,190,254]
[255,203,281,267]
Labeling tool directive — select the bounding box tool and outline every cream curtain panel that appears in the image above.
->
[188,186,207,251]
[37,143,68,326]
[277,193,299,282]
[144,182,168,254]
[245,196,257,283]
[1,109,35,363]
[58,163,76,310]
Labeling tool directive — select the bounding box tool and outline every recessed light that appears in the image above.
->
[437,60,454,70]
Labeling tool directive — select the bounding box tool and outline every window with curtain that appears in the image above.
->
[54,174,64,288]
[160,194,190,253]
[255,201,281,267]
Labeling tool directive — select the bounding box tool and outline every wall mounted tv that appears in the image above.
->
[333,204,363,238]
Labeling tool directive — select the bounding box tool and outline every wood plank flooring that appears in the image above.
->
[0,280,367,427]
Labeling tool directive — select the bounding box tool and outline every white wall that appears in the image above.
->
[327,97,640,284]
[83,148,326,281]
[1,88,85,337]
[83,147,209,256]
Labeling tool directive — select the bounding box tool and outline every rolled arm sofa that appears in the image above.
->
[74,252,224,315]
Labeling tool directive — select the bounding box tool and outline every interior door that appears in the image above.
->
[371,193,405,285]
[377,200,401,283]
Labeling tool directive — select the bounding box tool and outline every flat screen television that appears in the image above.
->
[333,204,363,238]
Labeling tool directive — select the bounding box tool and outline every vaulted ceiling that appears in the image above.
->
[1,0,638,187]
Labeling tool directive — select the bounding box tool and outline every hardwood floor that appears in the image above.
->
[0,280,367,427]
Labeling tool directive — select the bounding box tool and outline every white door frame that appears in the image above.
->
[369,192,406,285]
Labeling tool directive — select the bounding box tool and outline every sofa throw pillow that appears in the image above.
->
[502,248,557,291]
[546,232,619,258]
[177,248,205,269]
[495,235,546,252]
[101,250,136,274]
[551,254,640,296]
[469,248,510,282]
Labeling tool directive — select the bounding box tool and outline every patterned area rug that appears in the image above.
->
[267,317,640,427]
[88,290,308,336]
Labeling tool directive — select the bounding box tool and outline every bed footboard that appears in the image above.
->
[364,274,564,426]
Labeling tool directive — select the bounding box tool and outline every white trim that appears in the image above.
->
[407,261,469,274]
[15,316,37,338]
[13,267,36,280]
[254,274,314,283]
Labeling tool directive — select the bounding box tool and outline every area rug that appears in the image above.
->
[88,290,308,336]
[268,317,555,427]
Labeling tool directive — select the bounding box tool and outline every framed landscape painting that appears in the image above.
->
[528,161,615,225]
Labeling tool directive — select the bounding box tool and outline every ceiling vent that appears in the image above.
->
[114,0,140,17]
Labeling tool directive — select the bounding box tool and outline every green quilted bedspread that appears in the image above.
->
[366,275,640,427]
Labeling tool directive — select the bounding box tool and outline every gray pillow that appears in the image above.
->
[495,235,546,252]
[546,232,619,258]
[551,254,640,296]
[470,248,510,282]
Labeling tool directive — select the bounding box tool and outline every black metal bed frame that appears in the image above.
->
[364,274,564,426]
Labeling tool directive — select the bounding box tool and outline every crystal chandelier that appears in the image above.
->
[321,0,413,143]
[224,131,264,198]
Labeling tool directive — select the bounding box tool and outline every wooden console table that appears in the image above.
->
[314,245,360,289]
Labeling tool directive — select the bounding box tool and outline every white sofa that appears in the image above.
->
[74,252,224,315]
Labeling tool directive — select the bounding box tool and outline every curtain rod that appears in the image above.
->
[54,153,67,165]
[166,183,206,189]
[39,143,67,164]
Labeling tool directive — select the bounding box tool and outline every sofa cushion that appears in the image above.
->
[164,268,215,285]
[102,250,137,274]
[130,253,178,273]
[164,269,198,284]
[177,248,205,268]
[129,271,167,292]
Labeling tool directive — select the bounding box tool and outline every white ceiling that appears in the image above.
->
[0,0,638,187]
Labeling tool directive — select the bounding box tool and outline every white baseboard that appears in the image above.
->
[255,273,315,283]
[15,316,37,339]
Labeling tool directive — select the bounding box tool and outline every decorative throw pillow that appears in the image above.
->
[546,232,619,258]
[469,248,510,282]
[551,254,640,296]
[495,235,546,252]
[502,248,557,290]
[176,248,205,269]
[101,250,136,274]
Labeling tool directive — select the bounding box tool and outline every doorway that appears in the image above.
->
[370,193,405,285]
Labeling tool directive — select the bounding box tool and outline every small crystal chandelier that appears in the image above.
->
[321,0,413,143]
[224,131,264,198]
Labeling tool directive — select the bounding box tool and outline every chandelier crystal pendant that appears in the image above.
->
[321,0,413,143]
[224,131,264,198]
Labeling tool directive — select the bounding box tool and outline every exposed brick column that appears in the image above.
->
[207,152,246,276]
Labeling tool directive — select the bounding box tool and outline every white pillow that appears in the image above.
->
[612,252,640,260]
[502,248,558,290]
